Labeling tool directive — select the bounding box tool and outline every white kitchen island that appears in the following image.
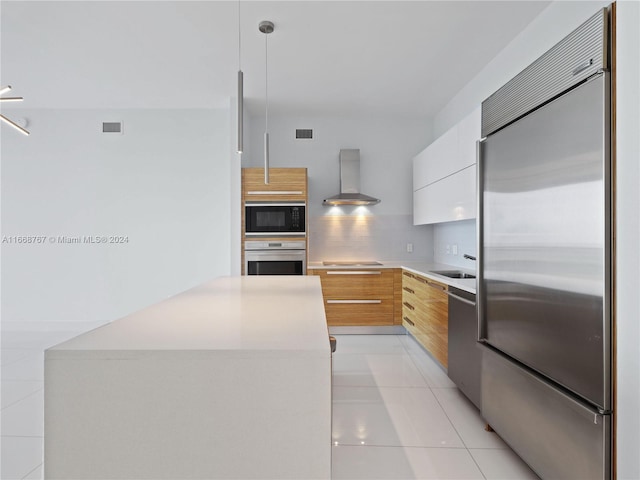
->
[44,276,332,480]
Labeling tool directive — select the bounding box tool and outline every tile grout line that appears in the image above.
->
[21,463,43,480]
[1,385,44,412]
[401,334,489,480]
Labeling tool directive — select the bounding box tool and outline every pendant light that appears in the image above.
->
[0,85,30,135]
[236,1,243,154]
[259,20,274,184]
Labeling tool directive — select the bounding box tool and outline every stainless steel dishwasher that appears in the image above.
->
[447,287,481,409]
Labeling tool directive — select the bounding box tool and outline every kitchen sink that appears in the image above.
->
[431,270,476,279]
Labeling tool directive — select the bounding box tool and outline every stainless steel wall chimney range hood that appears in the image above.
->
[322,149,381,206]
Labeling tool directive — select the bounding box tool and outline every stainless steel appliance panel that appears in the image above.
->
[481,345,610,480]
[245,249,306,275]
[245,203,306,236]
[479,73,610,410]
[244,240,306,276]
[481,8,607,137]
[447,288,481,409]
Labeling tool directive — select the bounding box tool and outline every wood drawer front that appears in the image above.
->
[315,269,394,299]
[402,309,447,366]
[402,270,448,367]
[242,168,307,201]
[325,300,394,326]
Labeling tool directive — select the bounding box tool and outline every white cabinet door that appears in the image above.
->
[413,126,457,191]
[457,106,481,169]
[413,107,481,193]
[413,165,476,225]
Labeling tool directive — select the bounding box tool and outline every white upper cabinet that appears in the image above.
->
[457,106,482,169]
[413,165,476,225]
[413,126,458,190]
[413,106,481,225]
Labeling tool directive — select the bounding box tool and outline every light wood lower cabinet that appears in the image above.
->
[402,270,448,367]
[311,268,402,326]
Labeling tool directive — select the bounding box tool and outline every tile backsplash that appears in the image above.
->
[433,219,477,270]
[308,212,433,262]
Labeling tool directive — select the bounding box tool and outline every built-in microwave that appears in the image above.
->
[245,203,305,236]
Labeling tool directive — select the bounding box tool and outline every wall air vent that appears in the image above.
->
[102,122,123,134]
[295,129,312,139]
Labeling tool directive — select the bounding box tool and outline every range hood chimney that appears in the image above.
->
[323,149,381,206]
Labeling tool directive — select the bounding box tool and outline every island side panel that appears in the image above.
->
[44,351,331,480]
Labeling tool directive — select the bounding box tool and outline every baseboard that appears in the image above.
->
[328,325,407,335]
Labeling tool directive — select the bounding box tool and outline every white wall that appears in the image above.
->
[430,1,639,477]
[1,108,232,330]
[614,1,640,478]
[433,219,476,270]
[433,0,610,137]
[244,113,435,262]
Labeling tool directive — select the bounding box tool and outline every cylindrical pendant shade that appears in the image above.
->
[237,70,243,154]
[264,132,270,184]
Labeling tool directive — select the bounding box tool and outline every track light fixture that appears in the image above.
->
[0,85,30,135]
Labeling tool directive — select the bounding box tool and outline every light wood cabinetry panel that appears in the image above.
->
[240,168,308,274]
[311,269,401,326]
[393,268,403,325]
[242,168,307,202]
[402,270,448,367]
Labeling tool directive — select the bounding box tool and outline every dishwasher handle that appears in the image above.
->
[446,290,476,307]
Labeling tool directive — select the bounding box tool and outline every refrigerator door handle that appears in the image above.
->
[476,138,487,342]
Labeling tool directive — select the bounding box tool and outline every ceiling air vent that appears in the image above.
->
[295,129,312,139]
[102,122,123,134]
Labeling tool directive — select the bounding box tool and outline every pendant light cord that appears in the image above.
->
[238,0,241,69]
[264,32,268,133]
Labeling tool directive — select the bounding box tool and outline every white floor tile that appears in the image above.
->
[332,445,484,479]
[1,332,58,350]
[432,387,507,449]
[1,381,44,410]
[1,390,44,437]
[406,350,457,388]
[398,333,433,356]
[1,354,45,382]
[332,335,406,355]
[1,348,39,367]
[22,464,43,480]
[333,386,464,448]
[0,436,43,480]
[470,448,540,479]
[333,353,428,387]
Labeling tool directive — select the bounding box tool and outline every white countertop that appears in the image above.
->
[308,261,476,294]
[47,276,330,357]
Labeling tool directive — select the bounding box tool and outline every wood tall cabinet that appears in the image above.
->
[310,268,403,326]
[242,168,308,202]
[241,168,308,274]
[401,270,449,367]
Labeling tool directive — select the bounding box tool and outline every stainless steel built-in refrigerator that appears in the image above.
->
[477,8,612,479]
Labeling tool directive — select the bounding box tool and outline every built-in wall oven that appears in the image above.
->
[245,203,305,237]
[244,241,306,275]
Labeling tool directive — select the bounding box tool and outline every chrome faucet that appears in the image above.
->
[463,254,476,261]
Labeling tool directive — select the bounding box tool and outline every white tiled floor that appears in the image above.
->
[330,334,539,480]
[1,331,539,479]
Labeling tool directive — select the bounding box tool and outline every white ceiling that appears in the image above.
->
[1,1,550,119]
